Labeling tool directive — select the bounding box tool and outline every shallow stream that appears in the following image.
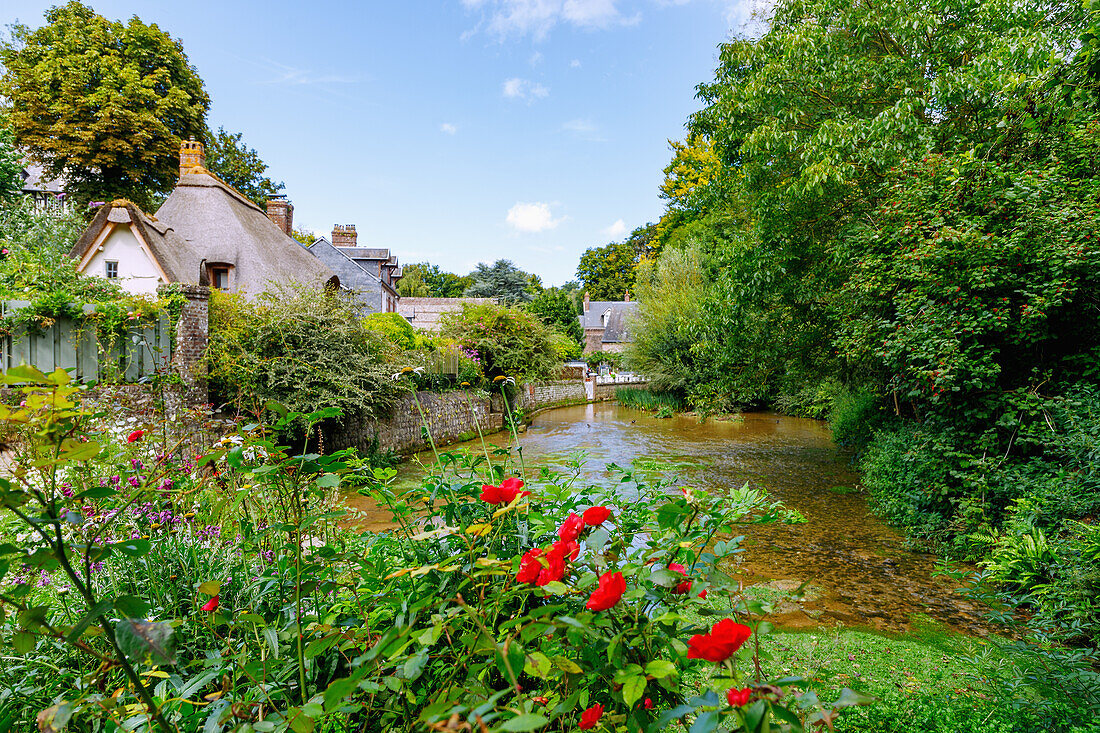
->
[343,403,988,635]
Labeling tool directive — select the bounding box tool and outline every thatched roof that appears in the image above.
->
[153,172,334,293]
[68,200,200,284]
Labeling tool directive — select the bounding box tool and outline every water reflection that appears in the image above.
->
[343,403,987,634]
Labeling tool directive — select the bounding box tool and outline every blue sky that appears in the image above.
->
[4,0,763,285]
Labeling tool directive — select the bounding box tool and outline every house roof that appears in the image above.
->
[68,201,199,283]
[152,171,334,293]
[397,297,496,332]
[20,162,64,194]
[579,301,638,330]
[601,306,634,343]
[308,237,384,286]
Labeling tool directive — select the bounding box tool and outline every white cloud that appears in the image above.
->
[561,118,605,141]
[463,0,634,39]
[529,50,544,65]
[506,202,564,233]
[603,219,628,238]
[570,58,582,68]
[440,122,458,134]
[503,77,550,101]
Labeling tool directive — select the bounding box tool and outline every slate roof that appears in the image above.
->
[398,297,497,332]
[69,201,198,283]
[20,162,65,194]
[578,301,637,343]
[152,172,335,293]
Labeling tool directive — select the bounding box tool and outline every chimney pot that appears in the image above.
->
[583,291,590,313]
[332,224,358,247]
[179,138,206,177]
[266,196,294,236]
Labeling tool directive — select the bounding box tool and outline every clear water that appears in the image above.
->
[344,402,988,634]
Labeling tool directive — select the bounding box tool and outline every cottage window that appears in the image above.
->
[211,267,230,290]
[105,261,119,279]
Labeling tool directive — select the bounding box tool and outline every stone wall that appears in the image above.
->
[511,380,588,413]
[329,390,503,456]
[160,283,209,407]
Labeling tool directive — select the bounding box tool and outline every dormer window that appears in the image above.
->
[105,261,119,279]
[207,263,234,291]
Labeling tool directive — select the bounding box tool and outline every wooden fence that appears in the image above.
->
[0,300,173,382]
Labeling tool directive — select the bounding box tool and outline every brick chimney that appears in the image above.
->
[332,224,357,247]
[583,291,590,313]
[179,137,206,177]
[266,195,294,235]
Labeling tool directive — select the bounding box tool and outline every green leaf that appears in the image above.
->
[316,473,340,488]
[66,599,112,643]
[524,651,552,678]
[500,714,550,731]
[113,596,150,618]
[689,711,718,733]
[12,630,35,654]
[58,438,100,462]
[645,660,677,679]
[621,674,647,707]
[110,539,151,557]
[286,707,314,733]
[226,447,245,469]
[4,364,48,384]
[116,619,176,666]
[198,581,221,596]
[833,688,877,708]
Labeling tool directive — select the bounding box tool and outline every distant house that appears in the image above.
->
[307,226,402,314]
[20,162,67,214]
[398,297,496,333]
[68,140,335,296]
[578,292,638,354]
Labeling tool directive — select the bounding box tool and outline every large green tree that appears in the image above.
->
[203,126,283,208]
[464,259,534,303]
[0,2,210,209]
[526,287,583,344]
[575,223,658,300]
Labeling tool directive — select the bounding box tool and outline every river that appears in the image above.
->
[343,402,987,635]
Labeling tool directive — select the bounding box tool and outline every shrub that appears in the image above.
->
[206,285,403,422]
[829,387,888,448]
[362,311,417,351]
[440,300,560,381]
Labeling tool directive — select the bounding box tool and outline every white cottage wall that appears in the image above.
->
[81,226,165,295]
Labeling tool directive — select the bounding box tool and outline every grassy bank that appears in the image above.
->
[615,386,686,413]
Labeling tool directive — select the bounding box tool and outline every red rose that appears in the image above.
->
[516,548,544,584]
[200,595,219,612]
[480,477,529,505]
[558,512,584,542]
[579,703,604,730]
[127,430,144,443]
[582,505,611,526]
[643,697,654,710]
[668,563,693,595]
[726,687,752,707]
[536,549,566,586]
[687,619,752,662]
[550,538,580,562]
[586,571,626,611]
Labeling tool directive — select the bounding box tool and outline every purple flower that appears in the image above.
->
[131,459,143,470]
[128,476,141,488]
[59,483,74,498]
[110,475,120,485]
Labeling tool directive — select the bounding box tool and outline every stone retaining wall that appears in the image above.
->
[330,390,503,456]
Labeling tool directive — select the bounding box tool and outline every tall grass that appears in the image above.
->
[615,387,685,412]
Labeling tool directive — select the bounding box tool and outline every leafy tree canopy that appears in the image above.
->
[526,287,583,344]
[203,126,283,208]
[402,262,473,298]
[0,1,210,209]
[440,301,560,380]
[575,223,658,301]
[0,112,22,199]
[464,259,534,303]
